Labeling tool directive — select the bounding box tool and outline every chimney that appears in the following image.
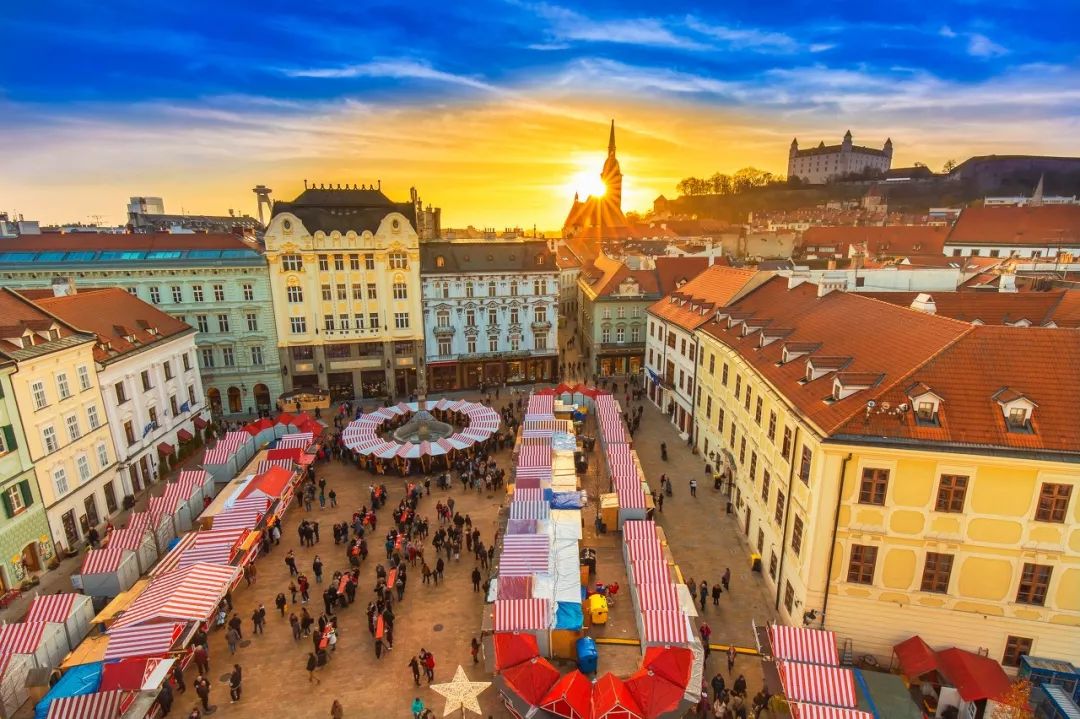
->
[51,277,76,297]
[910,293,937,314]
[998,274,1017,293]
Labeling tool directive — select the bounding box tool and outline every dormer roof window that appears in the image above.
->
[993,387,1037,433]
[759,328,792,348]
[781,342,820,364]
[832,372,884,400]
[805,356,851,382]
[907,382,944,426]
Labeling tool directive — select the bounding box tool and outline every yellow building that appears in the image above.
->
[690,276,1079,667]
[0,289,118,552]
[264,184,427,400]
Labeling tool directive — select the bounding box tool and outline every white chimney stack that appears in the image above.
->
[910,293,937,314]
[51,277,76,297]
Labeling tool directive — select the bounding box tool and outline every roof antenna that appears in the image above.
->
[378,180,382,190]
[303,179,308,189]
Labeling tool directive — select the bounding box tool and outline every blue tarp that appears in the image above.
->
[576,637,598,674]
[555,601,584,630]
[551,492,585,509]
[35,662,104,719]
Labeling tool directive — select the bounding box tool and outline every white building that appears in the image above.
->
[36,283,205,497]
[944,205,1080,260]
[788,131,893,184]
[420,240,559,391]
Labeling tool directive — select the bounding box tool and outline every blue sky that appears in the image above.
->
[1,0,1078,227]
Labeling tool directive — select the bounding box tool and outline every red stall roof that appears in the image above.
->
[494,632,540,671]
[593,673,644,719]
[937,648,1011,702]
[540,670,592,719]
[239,466,294,501]
[894,635,939,678]
[624,667,685,719]
[503,656,561,707]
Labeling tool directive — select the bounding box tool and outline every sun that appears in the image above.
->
[567,170,607,199]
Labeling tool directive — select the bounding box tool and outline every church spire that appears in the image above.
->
[608,119,616,156]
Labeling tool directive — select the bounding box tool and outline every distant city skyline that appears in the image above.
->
[1,0,1078,229]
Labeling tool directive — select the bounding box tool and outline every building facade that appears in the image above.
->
[693,277,1080,666]
[645,265,765,437]
[0,233,283,417]
[264,185,426,400]
[0,289,118,553]
[421,240,558,391]
[0,361,54,592]
[788,131,893,184]
[34,287,205,499]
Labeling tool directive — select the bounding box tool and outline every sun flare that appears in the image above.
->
[567,170,607,199]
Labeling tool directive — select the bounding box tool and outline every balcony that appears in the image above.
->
[433,325,456,337]
[598,341,644,352]
[531,320,552,332]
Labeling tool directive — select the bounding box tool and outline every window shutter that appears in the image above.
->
[0,490,12,518]
[3,425,17,451]
[19,480,33,508]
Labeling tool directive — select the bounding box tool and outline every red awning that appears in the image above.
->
[157,442,174,456]
[540,671,592,719]
[243,423,260,436]
[239,466,294,501]
[624,667,685,718]
[503,657,561,706]
[894,636,939,678]
[192,417,208,429]
[593,673,644,719]
[426,361,458,368]
[176,429,193,442]
[936,648,1011,702]
[276,412,296,426]
[255,418,275,431]
[553,382,574,394]
[494,632,540,671]
[642,646,693,688]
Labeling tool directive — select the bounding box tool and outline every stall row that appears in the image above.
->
[203,412,322,485]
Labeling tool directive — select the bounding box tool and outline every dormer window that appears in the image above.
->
[1008,407,1028,428]
[832,372,883,400]
[805,356,850,382]
[916,402,936,422]
[907,383,943,426]
[993,387,1036,433]
[48,329,60,341]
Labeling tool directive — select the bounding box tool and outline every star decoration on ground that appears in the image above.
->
[429,664,491,716]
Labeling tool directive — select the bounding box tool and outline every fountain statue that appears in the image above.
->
[393,410,454,443]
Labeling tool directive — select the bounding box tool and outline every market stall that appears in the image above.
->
[0,653,32,719]
[111,563,241,630]
[106,522,159,574]
[0,622,70,671]
[148,495,191,536]
[23,594,93,650]
[74,546,140,597]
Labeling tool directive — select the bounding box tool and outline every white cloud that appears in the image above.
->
[684,16,798,52]
[939,25,958,38]
[512,1,709,50]
[283,59,499,92]
[967,32,1008,58]
[808,43,835,53]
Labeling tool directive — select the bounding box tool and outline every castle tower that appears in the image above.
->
[883,137,893,159]
[601,119,623,211]
[842,129,853,150]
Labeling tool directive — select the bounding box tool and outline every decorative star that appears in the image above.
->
[429,665,491,716]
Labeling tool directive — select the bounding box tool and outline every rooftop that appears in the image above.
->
[271,185,417,235]
[800,225,948,257]
[420,240,553,274]
[0,232,262,266]
[0,288,92,361]
[862,290,1080,328]
[647,265,764,330]
[946,205,1080,247]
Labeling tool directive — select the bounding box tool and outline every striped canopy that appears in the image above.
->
[104,622,184,661]
[641,611,690,644]
[622,520,658,541]
[499,535,551,576]
[630,561,671,586]
[112,563,240,629]
[0,622,47,654]
[494,599,550,631]
[46,690,127,719]
[778,661,857,707]
[791,704,874,719]
[769,625,840,666]
[636,583,680,611]
[81,545,132,575]
[24,594,77,624]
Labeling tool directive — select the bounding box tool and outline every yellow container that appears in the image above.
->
[589,593,609,624]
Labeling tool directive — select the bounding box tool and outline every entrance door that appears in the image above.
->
[227,386,242,413]
[140,455,151,487]
[744,508,752,536]
[21,543,40,572]
[328,373,354,401]
[253,384,270,411]
[207,387,221,412]
[61,509,79,547]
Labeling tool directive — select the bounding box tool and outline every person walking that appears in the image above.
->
[313,556,324,584]
[275,592,287,617]
[699,581,708,611]
[408,655,421,686]
[699,622,712,660]
[171,663,186,694]
[193,645,209,675]
[711,582,722,606]
[228,665,242,703]
[194,675,211,712]
[158,682,173,716]
[722,567,731,592]
[331,699,343,719]
[290,613,301,641]
[307,653,321,684]
[411,697,425,719]
[471,567,481,592]
[689,478,698,497]
[226,627,240,655]
[470,637,481,664]
[726,645,737,675]
[421,649,435,683]
[285,550,298,576]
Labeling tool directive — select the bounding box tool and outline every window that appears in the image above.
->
[243,283,254,301]
[353,314,365,330]
[334,254,344,271]
[509,308,519,325]
[318,256,329,271]
[920,552,954,593]
[250,346,264,366]
[705,396,712,419]
[103,481,117,513]
[389,252,408,269]
[245,313,258,332]
[141,369,153,392]
[1036,483,1072,523]
[739,437,746,464]
[437,338,451,356]
[324,315,335,331]
[734,375,742,399]
[755,397,763,425]
[847,544,878,584]
[489,337,499,352]
[196,315,209,333]
[201,347,215,367]
[369,312,379,330]
[221,346,235,367]
[183,353,191,371]
[1016,563,1052,605]
[187,385,196,406]
[339,314,349,330]
[163,361,173,380]
[336,284,346,300]
[171,286,183,303]
[488,281,496,297]
[287,286,303,303]
[367,283,377,300]
[393,282,407,300]
[213,284,225,302]
[799,446,812,483]
[488,308,498,326]
[321,284,332,301]
[729,422,736,448]
[767,412,777,441]
[708,354,715,375]
[760,468,770,502]
[467,337,477,354]
[96,442,109,469]
[465,309,476,326]
[149,286,161,304]
[935,475,968,512]
[744,385,752,412]
[721,364,729,386]
[31,381,47,410]
[3,482,29,516]
[533,279,544,295]
[282,254,303,271]
[791,516,804,555]
[53,467,69,496]
[42,425,58,453]
[749,452,758,481]
[717,408,724,434]
[441,283,449,299]
[1002,636,1033,668]
[290,317,307,334]
[534,306,546,324]
[114,381,128,404]
[859,468,889,505]
[534,334,547,351]
[364,254,375,270]
[631,326,640,342]
[77,365,91,391]
[123,419,136,445]
[350,255,360,270]
[87,405,100,429]
[54,373,73,401]
[465,281,474,298]
[66,414,81,442]
[510,336,520,351]
[394,312,410,330]
[510,280,518,296]
[193,285,204,302]
[784,582,795,614]
[757,528,765,553]
[76,455,91,484]
[769,552,778,580]
[170,395,179,415]
[351,285,363,300]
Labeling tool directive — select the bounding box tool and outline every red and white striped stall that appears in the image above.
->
[777,661,858,708]
[768,625,840,666]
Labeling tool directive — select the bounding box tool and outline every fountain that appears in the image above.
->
[392,410,454,443]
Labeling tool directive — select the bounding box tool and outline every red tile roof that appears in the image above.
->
[0,288,84,356]
[653,257,710,295]
[861,290,1080,327]
[946,205,1080,247]
[579,256,709,299]
[800,225,948,257]
[0,232,256,252]
[32,288,193,362]
[648,265,764,331]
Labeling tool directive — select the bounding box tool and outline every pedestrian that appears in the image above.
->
[329,489,337,508]
[408,655,421,686]
[733,674,747,696]
[699,581,708,611]
[307,652,321,684]
[254,604,266,634]
[722,567,731,592]
[412,697,425,719]
[690,478,698,497]
[285,550,298,576]
[727,645,737,675]
[158,682,173,716]
[194,675,211,712]
[470,637,481,665]
[290,613,301,641]
[228,665,242,703]
[657,492,664,512]
[710,672,726,703]
[711,583,722,605]
[171,663,186,694]
[331,699,344,719]
[193,645,209,675]
[471,567,481,592]
[226,627,240,654]
[422,649,435,682]
[374,637,384,659]
[699,622,712,660]
[313,556,324,583]
[227,612,243,639]
[275,592,287,617]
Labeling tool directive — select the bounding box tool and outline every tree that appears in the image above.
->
[992,679,1034,719]
[943,158,957,173]
[709,172,733,195]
